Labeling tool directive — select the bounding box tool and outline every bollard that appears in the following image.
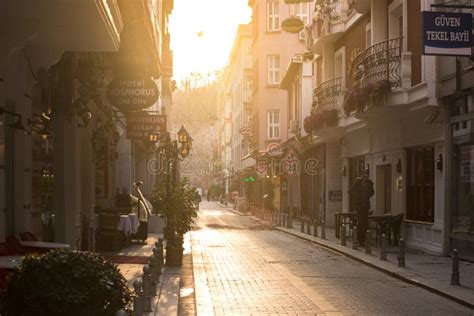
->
[321,220,326,239]
[142,265,154,297]
[153,248,163,276]
[451,249,460,285]
[313,220,318,238]
[341,224,347,246]
[141,268,152,312]
[352,226,359,250]
[149,256,158,291]
[397,238,406,267]
[365,230,371,254]
[155,241,164,266]
[380,234,387,261]
[301,217,305,233]
[133,279,144,316]
[306,218,312,235]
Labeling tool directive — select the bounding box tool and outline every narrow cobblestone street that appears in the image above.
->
[189,202,473,316]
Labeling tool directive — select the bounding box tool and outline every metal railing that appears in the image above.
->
[313,77,342,111]
[352,37,403,88]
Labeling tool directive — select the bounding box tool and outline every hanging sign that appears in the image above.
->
[284,0,312,3]
[422,11,472,56]
[107,77,159,112]
[282,16,305,33]
[125,113,167,139]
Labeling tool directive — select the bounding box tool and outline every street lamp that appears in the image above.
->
[177,125,189,145]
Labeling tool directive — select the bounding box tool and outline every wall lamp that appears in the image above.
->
[436,154,443,171]
[28,111,53,140]
[396,158,402,173]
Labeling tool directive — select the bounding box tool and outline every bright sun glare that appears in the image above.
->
[169,0,252,83]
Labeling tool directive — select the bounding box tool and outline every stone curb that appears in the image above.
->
[273,226,474,310]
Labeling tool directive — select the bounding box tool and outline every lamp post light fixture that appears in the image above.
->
[177,125,189,145]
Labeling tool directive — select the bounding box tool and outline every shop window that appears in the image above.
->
[406,147,434,222]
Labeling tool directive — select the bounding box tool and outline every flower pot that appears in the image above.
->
[166,245,184,266]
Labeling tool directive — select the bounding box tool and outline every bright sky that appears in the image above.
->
[169,0,252,83]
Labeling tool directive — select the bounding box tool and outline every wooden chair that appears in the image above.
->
[5,235,25,255]
[379,213,405,245]
[20,232,38,241]
[0,243,9,256]
[97,214,123,251]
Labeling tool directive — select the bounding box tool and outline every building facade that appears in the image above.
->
[0,0,173,248]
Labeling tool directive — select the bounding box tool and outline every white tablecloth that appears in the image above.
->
[0,256,23,269]
[129,213,140,234]
[117,215,133,235]
[20,241,70,249]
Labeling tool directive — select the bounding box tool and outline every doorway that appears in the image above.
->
[376,164,392,214]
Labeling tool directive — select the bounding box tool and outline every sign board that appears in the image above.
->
[125,113,167,139]
[329,190,342,201]
[282,16,305,33]
[107,77,159,112]
[244,176,256,182]
[422,11,472,56]
[95,142,109,199]
[284,0,312,3]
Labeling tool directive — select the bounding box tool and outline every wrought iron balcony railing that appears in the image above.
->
[352,37,403,88]
[313,77,342,111]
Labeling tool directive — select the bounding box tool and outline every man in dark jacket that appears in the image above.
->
[350,168,374,245]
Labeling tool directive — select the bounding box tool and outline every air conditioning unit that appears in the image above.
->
[299,30,306,41]
[290,120,299,134]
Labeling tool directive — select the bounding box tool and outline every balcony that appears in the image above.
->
[346,37,407,119]
[305,77,345,139]
[313,77,342,112]
[308,0,354,53]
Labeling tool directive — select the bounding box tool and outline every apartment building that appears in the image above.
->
[301,0,450,255]
[246,0,314,209]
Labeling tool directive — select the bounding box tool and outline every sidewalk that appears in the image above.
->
[218,203,474,310]
[102,233,181,315]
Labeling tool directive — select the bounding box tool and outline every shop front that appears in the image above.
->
[449,94,474,261]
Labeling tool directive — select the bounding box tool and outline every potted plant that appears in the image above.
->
[323,108,339,127]
[1,250,132,315]
[152,175,198,266]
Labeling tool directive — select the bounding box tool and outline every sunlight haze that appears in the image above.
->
[169,0,252,82]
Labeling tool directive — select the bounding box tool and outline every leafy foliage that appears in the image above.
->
[152,175,199,247]
[2,250,132,315]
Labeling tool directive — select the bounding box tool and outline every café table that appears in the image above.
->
[20,241,70,249]
[117,215,133,235]
[335,212,358,238]
[0,256,23,269]
[129,213,140,235]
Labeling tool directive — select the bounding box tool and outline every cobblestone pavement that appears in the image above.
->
[191,202,474,316]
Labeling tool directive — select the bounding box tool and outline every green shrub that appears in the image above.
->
[2,250,132,315]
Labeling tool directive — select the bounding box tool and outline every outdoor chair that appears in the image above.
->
[381,213,405,245]
[97,213,123,251]
[0,243,9,256]
[5,235,26,255]
[19,232,38,241]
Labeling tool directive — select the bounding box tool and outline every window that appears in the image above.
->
[267,55,280,85]
[295,3,310,25]
[267,1,280,32]
[365,23,371,48]
[267,110,280,139]
[406,147,435,222]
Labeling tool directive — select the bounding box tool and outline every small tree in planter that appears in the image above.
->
[2,250,131,315]
[152,175,198,266]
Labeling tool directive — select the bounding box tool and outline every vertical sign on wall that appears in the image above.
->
[95,142,109,199]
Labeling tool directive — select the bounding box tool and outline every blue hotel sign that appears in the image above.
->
[422,11,472,57]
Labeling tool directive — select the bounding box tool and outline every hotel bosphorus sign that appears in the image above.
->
[107,77,159,112]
